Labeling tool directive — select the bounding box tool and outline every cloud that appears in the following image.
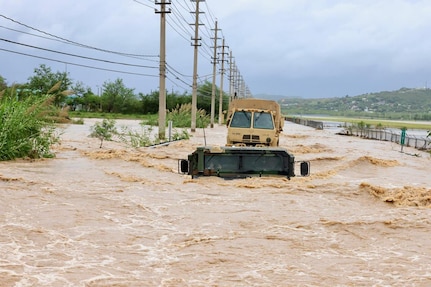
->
[2,0,431,98]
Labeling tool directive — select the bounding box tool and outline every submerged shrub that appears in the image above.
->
[118,124,154,148]
[0,89,59,160]
[89,119,117,148]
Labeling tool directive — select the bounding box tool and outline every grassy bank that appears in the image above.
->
[69,111,155,121]
[0,91,59,160]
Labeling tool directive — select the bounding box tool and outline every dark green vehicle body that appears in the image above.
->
[179,146,309,179]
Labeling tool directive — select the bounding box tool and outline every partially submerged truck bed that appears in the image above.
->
[179,146,309,179]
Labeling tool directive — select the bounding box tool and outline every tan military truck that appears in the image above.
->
[179,98,310,179]
[225,98,284,147]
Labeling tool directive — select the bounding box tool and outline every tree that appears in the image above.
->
[90,119,117,148]
[65,82,100,112]
[100,78,135,113]
[81,92,101,112]
[140,91,159,114]
[71,81,87,97]
[197,80,213,112]
[27,64,72,105]
[197,80,229,115]
[0,75,7,90]
[167,90,191,110]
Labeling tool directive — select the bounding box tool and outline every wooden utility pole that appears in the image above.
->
[218,38,228,125]
[190,0,204,132]
[241,76,245,98]
[155,0,171,140]
[235,68,240,99]
[229,51,234,102]
[210,20,219,128]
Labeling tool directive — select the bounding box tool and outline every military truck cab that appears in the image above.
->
[226,99,283,147]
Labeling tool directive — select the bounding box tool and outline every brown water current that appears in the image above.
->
[1,119,431,286]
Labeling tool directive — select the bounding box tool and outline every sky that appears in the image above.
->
[1,0,431,99]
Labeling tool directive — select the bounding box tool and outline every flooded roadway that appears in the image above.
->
[1,119,431,286]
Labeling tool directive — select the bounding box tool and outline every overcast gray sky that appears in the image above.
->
[1,0,431,98]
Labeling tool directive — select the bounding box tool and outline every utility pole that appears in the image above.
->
[229,51,234,102]
[155,0,171,140]
[236,70,241,98]
[245,85,252,98]
[218,38,228,125]
[241,77,246,98]
[210,20,219,128]
[190,0,204,132]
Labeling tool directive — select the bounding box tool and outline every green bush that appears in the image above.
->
[167,103,210,128]
[0,90,59,160]
[89,119,117,148]
[118,124,154,148]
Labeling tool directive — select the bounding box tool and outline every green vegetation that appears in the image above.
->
[166,103,210,128]
[70,111,153,121]
[90,119,117,148]
[117,124,189,148]
[282,87,431,121]
[0,88,59,160]
[5,62,428,159]
[90,111,192,148]
[1,63,230,160]
[4,63,229,118]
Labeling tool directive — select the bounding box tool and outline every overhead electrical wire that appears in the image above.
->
[166,75,191,91]
[0,25,159,64]
[0,0,247,95]
[132,0,155,10]
[169,3,194,37]
[0,14,158,59]
[0,47,158,77]
[163,0,216,87]
[0,38,158,69]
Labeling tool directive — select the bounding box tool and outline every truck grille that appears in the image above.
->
[242,135,260,142]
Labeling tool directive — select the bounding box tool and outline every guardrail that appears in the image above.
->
[341,128,431,150]
[285,117,430,151]
[285,117,324,130]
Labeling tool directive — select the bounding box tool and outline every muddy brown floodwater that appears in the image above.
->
[1,119,431,286]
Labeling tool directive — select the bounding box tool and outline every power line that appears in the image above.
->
[170,3,194,36]
[0,38,158,69]
[0,14,158,59]
[0,25,159,63]
[132,0,156,10]
[166,63,192,78]
[0,48,158,77]
[1,1,247,95]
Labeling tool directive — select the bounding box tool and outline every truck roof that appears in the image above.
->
[228,98,280,112]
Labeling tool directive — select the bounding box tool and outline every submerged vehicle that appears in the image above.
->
[179,98,310,179]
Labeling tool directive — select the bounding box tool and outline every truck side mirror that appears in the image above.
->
[300,161,310,176]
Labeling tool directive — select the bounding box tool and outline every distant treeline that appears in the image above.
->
[0,64,229,117]
[281,87,431,120]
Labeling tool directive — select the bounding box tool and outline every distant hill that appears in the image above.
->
[253,93,287,101]
[279,88,431,120]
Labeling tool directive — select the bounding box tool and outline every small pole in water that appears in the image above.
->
[168,120,172,142]
[203,125,207,146]
[200,115,207,146]
[400,127,406,153]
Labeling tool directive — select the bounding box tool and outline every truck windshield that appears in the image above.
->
[230,111,251,128]
[253,112,274,129]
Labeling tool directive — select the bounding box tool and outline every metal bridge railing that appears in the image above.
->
[285,117,430,151]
